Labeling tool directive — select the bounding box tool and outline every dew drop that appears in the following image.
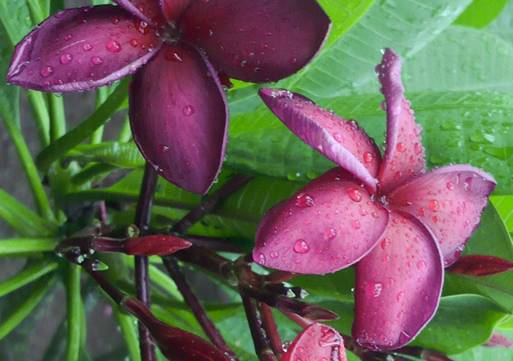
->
[446,181,454,190]
[82,43,93,51]
[40,65,54,77]
[396,142,406,153]
[323,228,337,241]
[158,144,169,153]
[106,39,122,53]
[59,53,73,65]
[372,282,383,297]
[91,56,104,65]
[363,151,374,164]
[346,187,363,202]
[414,142,423,155]
[293,239,310,254]
[351,220,361,230]
[295,193,314,208]
[257,253,266,265]
[130,39,139,47]
[182,105,194,116]
[380,238,391,250]
[270,251,279,259]
[428,199,439,212]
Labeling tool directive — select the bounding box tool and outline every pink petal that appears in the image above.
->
[129,43,228,194]
[181,0,331,83]
[124,235,192,256]
[353,212,444,351]
[388,165,496,266]
[114,0,164,24]
[259,89,381,191]
[7,5,161,92]
[449,255,513,276]
[376,49,426,193]
[253,168,389,274]
[282,323,347,361]
[159,0,191,22]
[485,333,513,348]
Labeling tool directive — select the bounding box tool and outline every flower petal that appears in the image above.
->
[114,0,164,24]
[353,211,443,351]
[259,89,381,191]
[7,5,161,92]
[388,165,496,266]
[129,43,228,194]
[253,168,389,274]
[181,0,330,82]
[376,49,426,193]
[282,323,347,361]
[449,255,513,276]
[160,0,191,22]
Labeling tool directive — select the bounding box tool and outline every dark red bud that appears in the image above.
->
[124,235,192,256]
[449,255,513,276]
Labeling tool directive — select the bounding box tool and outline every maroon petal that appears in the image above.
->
[124,235,192,256]
[259,89,381,191]
[282,323,347,361]
[160,0,191,22]
[130,43,228,194]
[448,255,513,276]
[376,49,426,193]
[253,168,389,274]
[7,5,161,92]
[181,0,331,83]
[114,0,164,24]
[353,212,444,351]
[388,165,496,267]
[123,298,230,360]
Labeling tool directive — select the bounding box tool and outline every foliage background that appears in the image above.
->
[2,0,513,360]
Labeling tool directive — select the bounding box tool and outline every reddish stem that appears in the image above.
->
[134,163,158,361]
[259,303,283,357]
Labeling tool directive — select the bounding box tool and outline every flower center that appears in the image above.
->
[159,21,182,44]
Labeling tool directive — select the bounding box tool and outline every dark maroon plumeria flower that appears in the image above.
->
[252,49,496,350]
[282,323,347,361]
[7,0,331,194]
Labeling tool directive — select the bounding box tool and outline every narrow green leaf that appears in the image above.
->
[0,190,57,236]
[70,163,116,186]
[0,276,55,340]
[455,0,508,28]
[0,0,32,44]
[492,195,513,233]
[0,261,57,298]
[113,308,141,361]
[65,265,81,361]
[37,79,129,172]
[48,94,67,142]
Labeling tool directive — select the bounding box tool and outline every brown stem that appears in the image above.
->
[259,303,283,357]
[170,174,252,234]
[241,293,277,361]
[162,257,237,359]
[134,163,158,361]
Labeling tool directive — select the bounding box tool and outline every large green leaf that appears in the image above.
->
[455,0,508,28]
[492,195,513,233]
[0,0,31,44]
[487,0,513,41]
[228,91,513,193]
[453,330,513,361]
[445,205,513,312]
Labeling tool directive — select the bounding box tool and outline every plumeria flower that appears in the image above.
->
[6,0,331,194]
[252,49,496,350]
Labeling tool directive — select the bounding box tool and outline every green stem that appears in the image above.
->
[0,261,57,298]
[113,307,142,361]
[37,79,129,172]
[2,119,54,220]
[27,91,50,147]
[0,238,57,255]
[48,94,66,143]
[0,276,55,340]
[66,264,82,361]
[118,115,132,142]
[71,163,116,186]
[26,0,46,23]
[91,87,110,144]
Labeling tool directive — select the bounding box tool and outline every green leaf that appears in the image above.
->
[0,261,57,298]
[228,91,513,194]
[113,307,141,361]
[0,189,57,236]
[36,79,129,172]
[455,0,508,28]
[0,276,55,340]
[0,238,57,255]
[445,205,513,312]
[65,265,82,361]
[492,195,513,233]
[453,330,513,360]
[0,0,32,44]
[411,295,506,354]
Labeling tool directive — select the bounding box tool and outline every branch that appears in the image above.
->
[259,303,283,357]
[162,257,237,359]
[134,163,158,361]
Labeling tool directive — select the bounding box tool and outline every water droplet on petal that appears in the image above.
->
[346,187,362,202]
[40,65,54,77]
[82,43,93,51]
[396,142,406,153]
[293,239,310,254]
[91,56,104,65]
[323,228,337,240]
[106,39,122,53]
[295,193,314,208]
[182,105,194,116]
[59,53,73,64]
[351,220,361,229]
[428,200,439,212]
[363,151,374,163]
[380,238,391,250]
[446,181,454,190]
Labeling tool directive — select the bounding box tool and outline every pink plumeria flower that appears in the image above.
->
[253,49,496,351]
[6,0,331,194]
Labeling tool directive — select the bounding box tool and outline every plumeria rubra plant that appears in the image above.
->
[2,1,513,361]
